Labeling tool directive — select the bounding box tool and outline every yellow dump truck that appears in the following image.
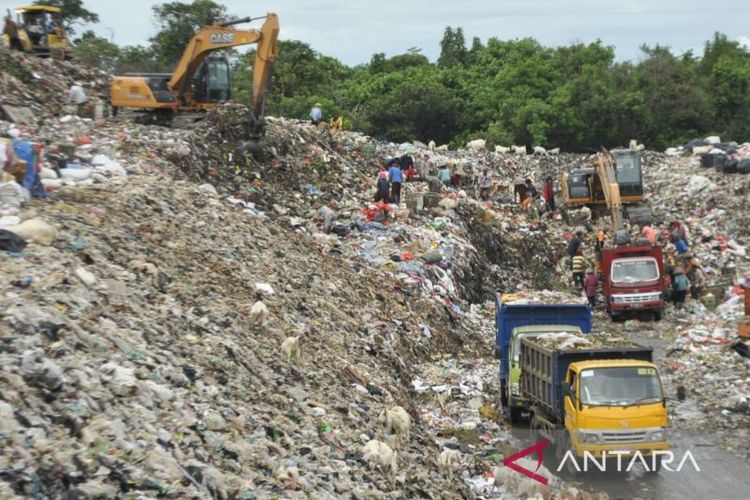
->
[520,333,669,472]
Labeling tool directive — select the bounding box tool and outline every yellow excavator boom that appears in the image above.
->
[111,12,279,137]
[595,151,624,231]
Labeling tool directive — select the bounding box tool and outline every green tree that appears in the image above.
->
[438,26,468,68]
[33,0,99,35]
[150,0,227,70]
[115,45,161,74]
[72,32,119,72]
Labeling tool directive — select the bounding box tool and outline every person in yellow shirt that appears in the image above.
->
[330,113,343,134]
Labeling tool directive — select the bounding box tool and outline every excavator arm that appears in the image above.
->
[595,151,624,232]
[167,13,279,122]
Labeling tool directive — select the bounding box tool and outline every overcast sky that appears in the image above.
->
[6,0,750,64]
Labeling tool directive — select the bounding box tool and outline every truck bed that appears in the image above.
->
[494,294,592,379]
[520,334,653,420]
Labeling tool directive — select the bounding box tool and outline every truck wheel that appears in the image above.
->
[500,380,508,407]
[653,309,663,321]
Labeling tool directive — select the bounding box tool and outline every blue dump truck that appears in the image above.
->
[494,294,592,422]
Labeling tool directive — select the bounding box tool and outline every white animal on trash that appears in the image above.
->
[629,139,645,151]
[438,448,462,474]
[466,139,486,151]
[512,145,527,155]
[435,144,449,152]
[362,439,398,476]
[533,146,547,155]
[281,336,302,363]
[249,301,269,325]
[379,405,411,447]
[275,465,304,490]
[495,145,510,154]
[692,145,712,156]
[428,140,436,151]
[548,147,560,155]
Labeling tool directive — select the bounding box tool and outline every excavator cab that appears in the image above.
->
[191,56,232,103]
[611,149,643,197]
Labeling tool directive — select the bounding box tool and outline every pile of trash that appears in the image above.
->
[0,174,496,498]
[665,136,750,175]
[0,48,110,123]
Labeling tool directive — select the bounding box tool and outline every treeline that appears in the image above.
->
[65,0,750,151]
[237,29,750,151]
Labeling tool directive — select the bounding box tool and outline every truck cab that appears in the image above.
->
[601,246,667,321]
[563,359,668,461]
[506,325,582,422]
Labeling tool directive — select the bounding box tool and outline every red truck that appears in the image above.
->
[601,245,668,321]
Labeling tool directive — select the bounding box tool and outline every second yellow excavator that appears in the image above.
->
[110,13,279,143]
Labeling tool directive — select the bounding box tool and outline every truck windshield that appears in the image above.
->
[579,367,663,406]
[611,259,658,283]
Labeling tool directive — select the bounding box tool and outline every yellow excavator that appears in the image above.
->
[110,13,279,143]
[561,149,652,225]
[2,5,70,57]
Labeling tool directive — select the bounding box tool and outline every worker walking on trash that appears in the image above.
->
[330,113,343,133]
[687,258,707,300]
[437,164,451,186]
[584,268,599,307]
[309,102,322,125]
[568,230,583,269]
[572,248,586,288]
[672,266,690,308]
[69,82,88,116]
[520,178,538,208]
[388,159,403,204]
[478,168,493,201]
[374,166,390,202]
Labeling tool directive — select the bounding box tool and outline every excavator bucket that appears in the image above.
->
[625,204,653,226]
[243,112,267,153]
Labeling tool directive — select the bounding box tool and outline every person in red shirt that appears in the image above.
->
[543,176,555,214]
[584,268,599,307]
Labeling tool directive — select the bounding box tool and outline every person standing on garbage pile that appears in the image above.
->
[399,151,414,171]
[568,230,583,267]
[521,178,538,208]
[69,82,88,116]
[584,267,599,306]
[675,237,689,255]
[330,113,343,133]
[404,162,417,182]
[309,103,322,125]
[572,248,587,288]
[374,166,390,202]
[671,220,691,245]
[672,266,690,308]
[641,225,656,245]
[451,162,467,188]
[388,159,403,204]
[437,164,452,186]
[4,17,23,51]
[515,181,529,206]
[478,168,493,201]
[687,258,707,300]
[543,176,555,214]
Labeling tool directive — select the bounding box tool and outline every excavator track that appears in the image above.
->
[110,108,208,129]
